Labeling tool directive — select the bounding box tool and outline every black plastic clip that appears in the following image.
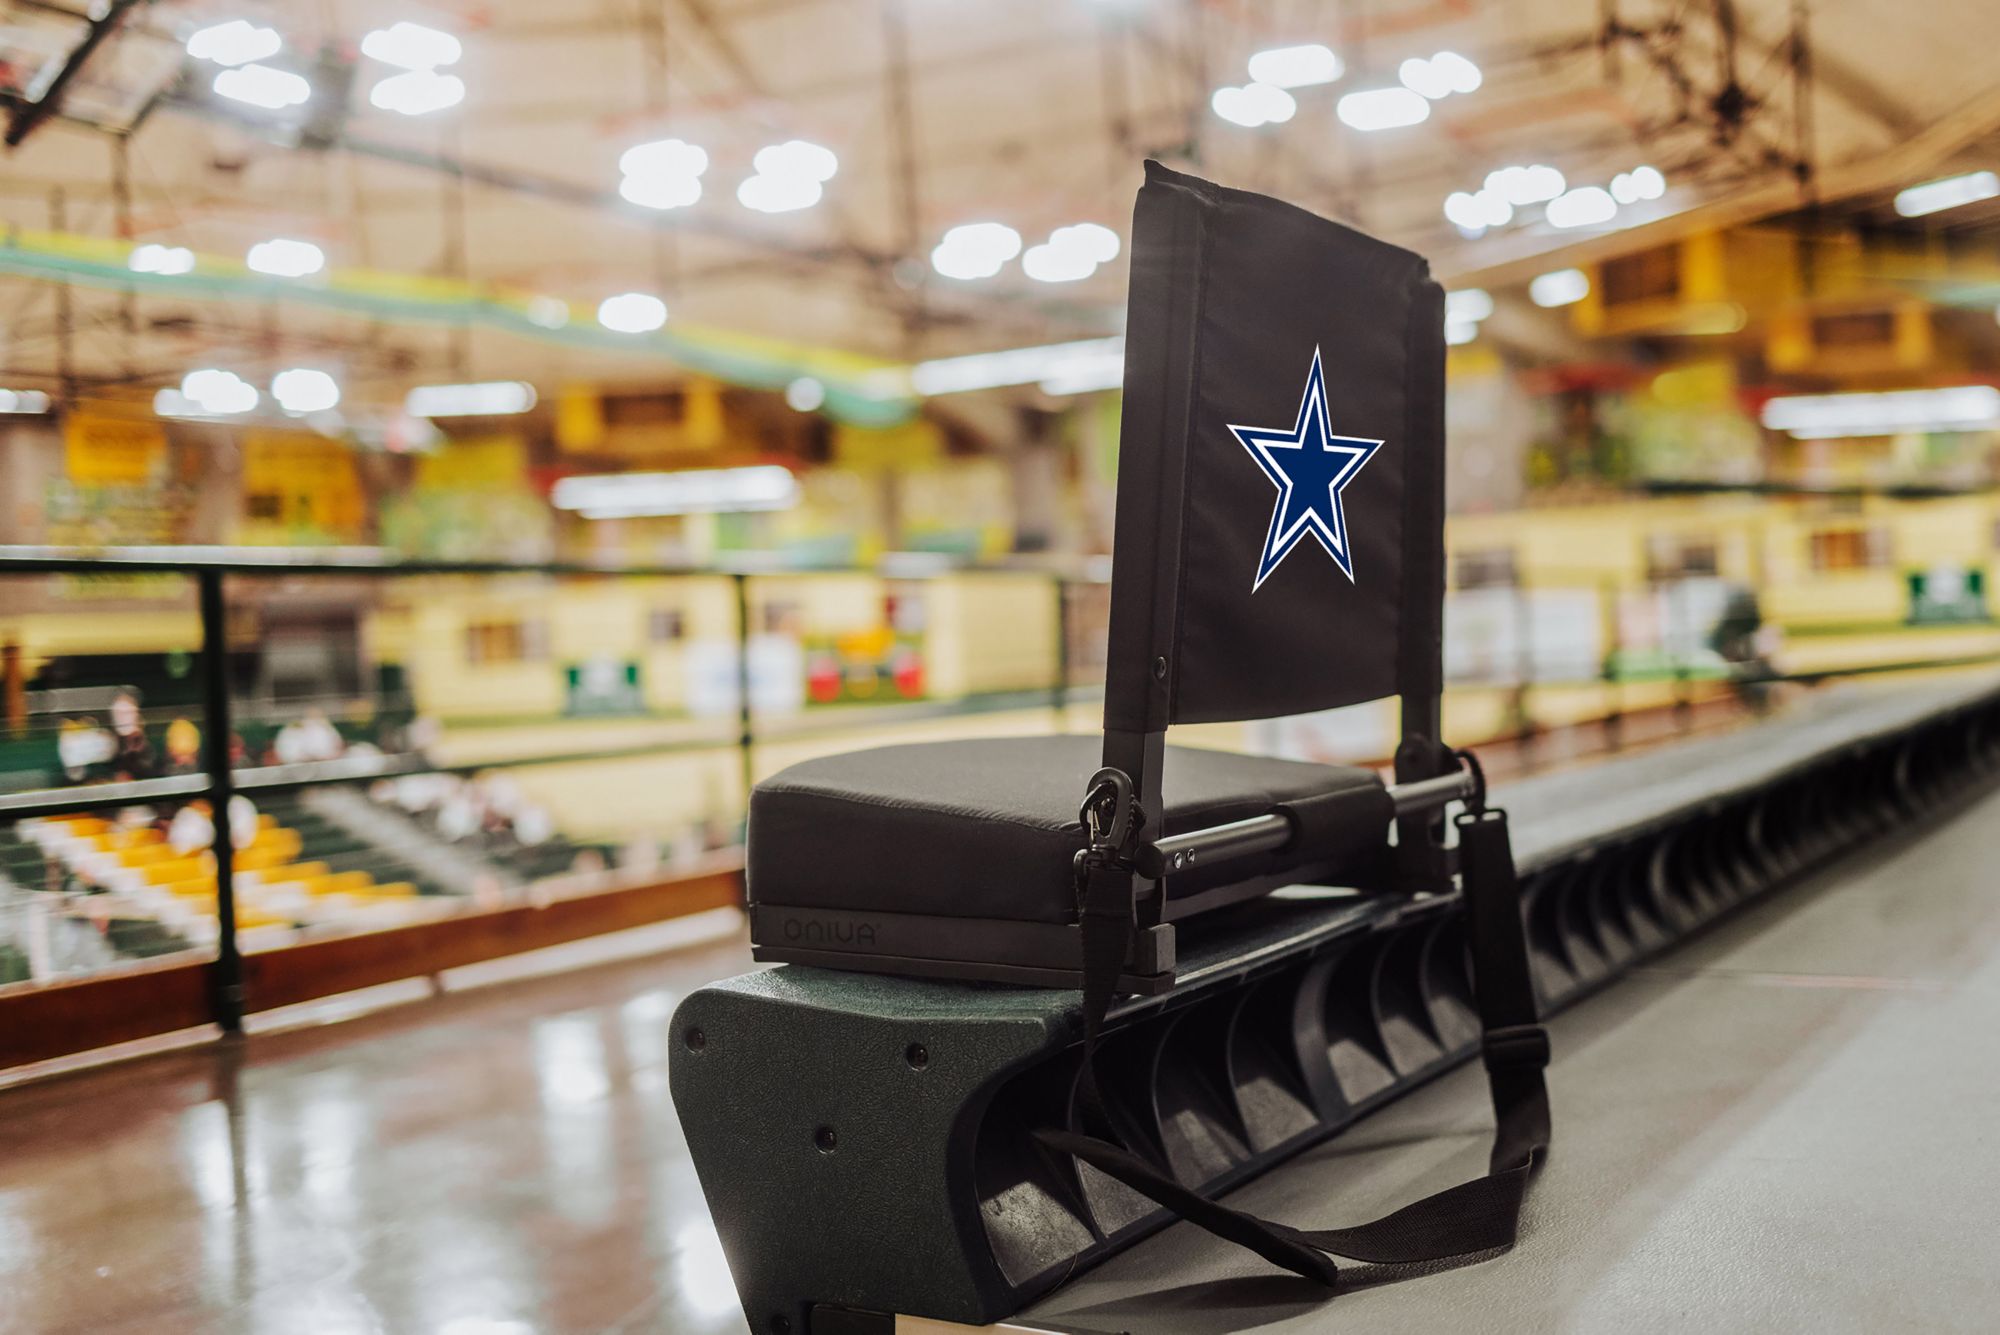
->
[1074,766,1142,916]
[1452,746,1489,814]
[1481,1022,1551,1074]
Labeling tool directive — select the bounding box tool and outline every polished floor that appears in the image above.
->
[0,924,759,1335]
[6,773,2000,1333]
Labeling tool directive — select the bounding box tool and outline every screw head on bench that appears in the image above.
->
[684,1026,707,1052]
[814,1125,838,1154]
[1153,655,1168,680]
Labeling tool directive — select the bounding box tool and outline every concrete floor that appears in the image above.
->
[1031,780,2000,1335]
[4,778,2000,1334]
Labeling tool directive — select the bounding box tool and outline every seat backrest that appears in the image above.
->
[1102,163,1450,863]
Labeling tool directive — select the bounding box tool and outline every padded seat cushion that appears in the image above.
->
[748,735,1391,925]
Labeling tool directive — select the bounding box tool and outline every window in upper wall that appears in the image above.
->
[466,619,550,664]
[1808,527,1891,571]
[1646,533,1720,580]
[647,608,686,643]
[1453,547,1518,590]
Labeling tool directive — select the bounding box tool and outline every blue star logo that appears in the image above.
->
[1229,347,1384,590]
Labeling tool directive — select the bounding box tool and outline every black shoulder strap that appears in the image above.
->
[1036,797,1549,1290]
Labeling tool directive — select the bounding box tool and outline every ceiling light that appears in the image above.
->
[185,19,281,67]
[1546,186,1618,228]
[153,388,212,419]
[910,336,1125,395]
[1021,222,1122,283]
[369,69,464,115]
[1211,82,1296,128]
[1442,188,1511,231]
[180,368,259,415]
[246,237,324,277]
[1022,243,1095,283]
[929,222,1022,280]
[1397,57,1453,100]
[1445,289,1494,323]
[785,378,826,412]
[1892,171,1998,218]
[271,368,340,414]
[1760,386,2000,439]
[360,22,462,71]
[621,138,709,180]
[1247,43,1342,89]
[1428,51,1482,94]
[1057,223,1121,263]
[1486,164,1566,205]
[598,292,667,333]
[128,243,195,275]
[737,140,836,214]
[1529,268,1589,307]
[551,466,800,518]
[0,389,51,413]
[406,381,538,417]
[737,173,822,213]
[621,174,701,209]
[1445,319,1478,346]
[1399,51,1480,100]
[1336,87,1430,130]
[752,140,839,183]
[1611,165,1667,204]
[619,138,706,210]
[213,63,311,110]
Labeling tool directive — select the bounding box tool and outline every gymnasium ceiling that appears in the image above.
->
[4,0,2000,412]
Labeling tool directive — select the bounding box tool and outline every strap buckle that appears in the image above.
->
[1079,766,1137,852]
[1481,1023,1550,1074]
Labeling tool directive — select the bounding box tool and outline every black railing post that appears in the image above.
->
[732,572,756,803]
[1602,578,1624,752]
[1050,576,1070,729]
[197,569,244,1033]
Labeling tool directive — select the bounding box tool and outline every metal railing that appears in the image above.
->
[2,543,1995,1040]
[0,546,1114,1032]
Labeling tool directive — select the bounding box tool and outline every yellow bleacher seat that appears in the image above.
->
[107,828,164,852]
[314,870,376,896]
[234,829,303,870]
[256,861,330,886]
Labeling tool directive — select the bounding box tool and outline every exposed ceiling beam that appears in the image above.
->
[4,0,145,147]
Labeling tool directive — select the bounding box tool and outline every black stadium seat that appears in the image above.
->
[708,161,1552,1308]
[749,736,1391,926]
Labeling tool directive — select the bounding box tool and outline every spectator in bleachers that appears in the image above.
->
[166,796,259,855]
[107,689,156,782]
[164,718,202,774]
[273,709,347,765]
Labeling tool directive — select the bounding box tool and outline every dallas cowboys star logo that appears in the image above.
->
[1229,346,1384,590]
